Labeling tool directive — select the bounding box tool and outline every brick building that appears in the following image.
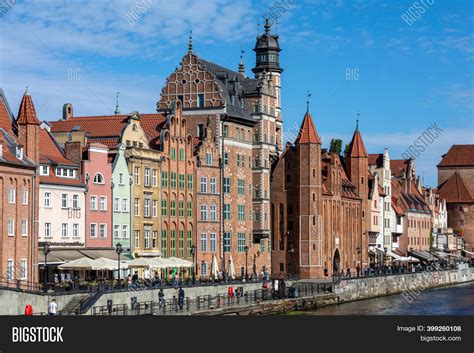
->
[0,89,38,287]
[270,111,367,279]
[437,145,474,253]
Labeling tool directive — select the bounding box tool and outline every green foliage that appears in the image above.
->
[330,138,342,154]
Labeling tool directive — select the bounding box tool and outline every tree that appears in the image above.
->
[344,143,351,157]
[329,138,342,154]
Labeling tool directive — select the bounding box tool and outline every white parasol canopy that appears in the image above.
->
[150,257,175,269]
[228,255,236,279]
[58,257,106,270]
[167,257,193,268]
[211,254,219,279]
[127,257,157,268]
[95,257,129,270]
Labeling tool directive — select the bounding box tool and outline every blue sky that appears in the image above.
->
[0,0,473,186]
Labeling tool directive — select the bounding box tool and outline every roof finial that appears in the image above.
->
[306,90,312,113]
[257,18,260,36]
[188,25,193,53]
[264,16,270,34]
[275,19,279,34]
[356,110,360,130]
[24,86,30,96]
[238,47,245,74]
[115,92,121,115]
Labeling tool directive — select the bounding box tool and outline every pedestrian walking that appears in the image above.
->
[48,299,57,316]
[158,288,165,308]
[178,287,185,310]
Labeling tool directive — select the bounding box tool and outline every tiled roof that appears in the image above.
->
[438,172,474,203]
[295,112,321,144]
[140,114,167,145]
[0,89,15,135]
[39,128,77,166]
[0,129,36,168]
[391,159,409,177]
[16,90,41,126]
[347,128,368,158]
[438,145,474,167]
[368,153,383,166]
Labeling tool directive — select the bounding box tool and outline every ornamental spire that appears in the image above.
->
[188,26,193,54]
[114,92,120,115]
[238,48,245,74]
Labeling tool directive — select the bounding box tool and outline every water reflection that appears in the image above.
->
[306,282,474,315]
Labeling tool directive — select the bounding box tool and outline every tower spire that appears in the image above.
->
[238,47,245,74]
[356,110,360,131]
[188,25,193,53]
[114,92,121,115]
[306,91,312,113]
[264,16,270,34]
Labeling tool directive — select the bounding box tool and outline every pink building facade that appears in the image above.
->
[83,143,113,248]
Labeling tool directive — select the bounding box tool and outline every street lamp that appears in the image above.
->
[115,243,124,289]
[43,242,51,292]
[244,246,249,280]
[190,245,196,284]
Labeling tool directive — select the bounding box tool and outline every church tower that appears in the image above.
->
[16,88,40,164]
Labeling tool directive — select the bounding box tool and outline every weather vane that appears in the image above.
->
[306,91,312,112]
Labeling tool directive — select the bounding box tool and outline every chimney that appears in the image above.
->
[63,103,73,120]
[64,141,82,164]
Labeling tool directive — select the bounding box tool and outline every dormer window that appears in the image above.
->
[55,167,76,178]
[93,173,104,184]
[16,146,23,160]
[40,165,49,175]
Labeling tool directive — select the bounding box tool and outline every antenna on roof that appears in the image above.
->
[188,25,193,54]
[114,92,121,115]
[306,91,312,113]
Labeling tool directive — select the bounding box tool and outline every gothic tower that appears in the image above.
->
[16,88,40,164]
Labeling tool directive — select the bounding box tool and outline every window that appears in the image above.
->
[210,177,216,194]
[40,165,49,175]
[206,152,212,165]
[73,195,79,209]
[236,154,240,167]
[114,225,120,238]
[224,204,231,220]
[170,172,177,188]
[152,200,158,217]
[179,200,184,217]
[170,147,176,160]
[122,225,129,239]
[223,177,230,194]
[61,223,68,238]
[223,152,229,165]
[73,224,79,238]
[198,94,205,107]
[223,125,228,137]
[119,173,124,185]
[114,197,120,211]
[22,190,28,205]
[21,219,27,236]
[200,177,207,193]
[7,218,14,236]
[200,205,208,221]
[134,198,140,216]
[210,233,216,252]
[144,228,151,249]
[179,174,185,189]
[99,196,107,211]
[144,168,151,186]
[223,232,231,252]
[201,262,207,276]
[161,230,167,257]
[7,260,13,280]
[179,148,185,161]
[260,239,265,253]
[210,205,217,221]
[187,231,193,259]
[44,192,51,207]
[20,259,27,280]
[144,198,151,217]
[61,193,68,208]
[187,174,193,189]
[170,200,176,217]
[200,233,207,252]
[134,167,140,185]
[238,179,245,195]
[90,196,98,210]
[90,223,98,238]
[179,231,184,258]
[134,230,140,248]
[93,173,104,184]
[122,198,128,212]
[238,233,246,252]
[187,201,193,217]
[170,230,176,257]
[99,224,107,238]
[152,169,158,187]
[161,200,167,216]
[238,205,245,220]
[44,223,51,238]
[162,171,168,187]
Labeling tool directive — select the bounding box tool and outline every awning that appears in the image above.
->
[78,249,120,260]
[433,251,449,259]
[58,257,107,270]
[38,252,65,265]
[409,250,437,262]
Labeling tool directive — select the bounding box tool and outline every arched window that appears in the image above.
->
[93,173,104,184]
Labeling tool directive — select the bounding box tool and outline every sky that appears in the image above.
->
[0,0,473,187]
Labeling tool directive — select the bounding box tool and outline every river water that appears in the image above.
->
[305,282,474,315]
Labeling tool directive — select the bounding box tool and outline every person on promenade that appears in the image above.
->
[127,274,132,288]
[158,288,165,308]
[178,287,185,310]
[356,265,360,278]
[48,299,57,316]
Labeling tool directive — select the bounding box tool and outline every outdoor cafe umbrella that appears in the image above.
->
[167,257,193,268]
[228,255,236,279]
[150,257,174,269]
[58,257,106,270]
[211,254,219,279]
[95,257,129,270]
